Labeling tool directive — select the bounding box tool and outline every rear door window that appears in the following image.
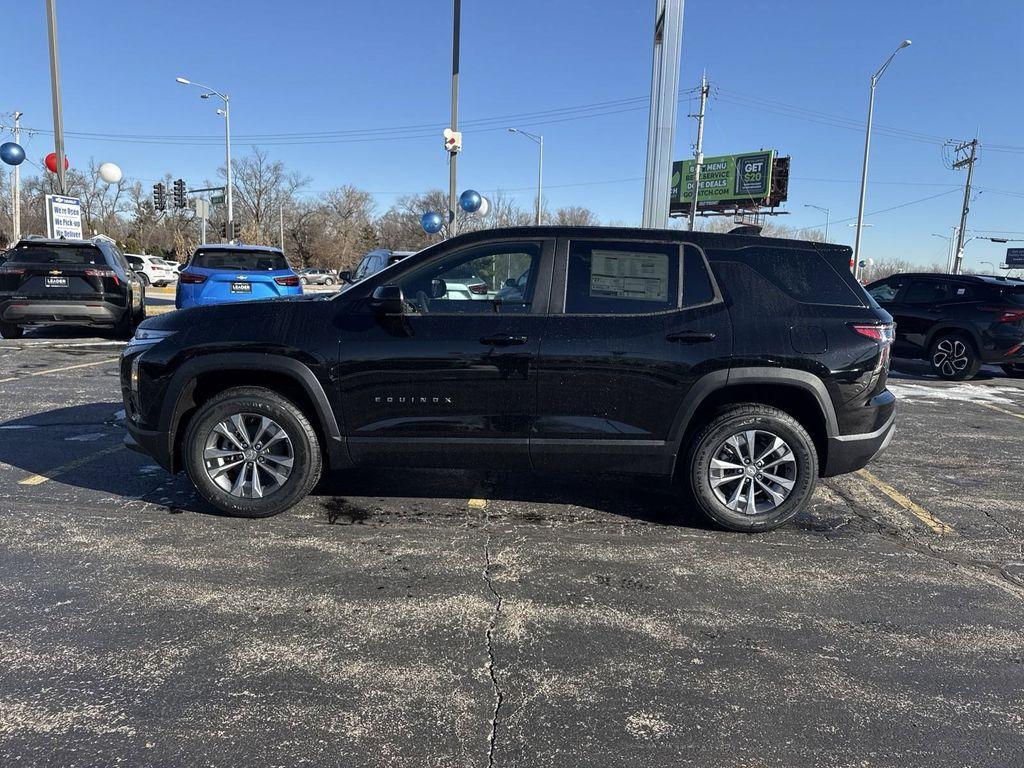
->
[565,240,680,314]
[191,249,289,271]
[903,280,953,304]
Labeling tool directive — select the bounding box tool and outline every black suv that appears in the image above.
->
[866,273,1024,380]
[120,227,896,532]
[0,238,146,339]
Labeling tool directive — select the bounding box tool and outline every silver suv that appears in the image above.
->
[298,268,336,286]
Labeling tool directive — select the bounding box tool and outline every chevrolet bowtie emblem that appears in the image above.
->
[49,269,63,275]
[236,275,248,280]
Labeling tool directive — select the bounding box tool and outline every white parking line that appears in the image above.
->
[0,357,119,384]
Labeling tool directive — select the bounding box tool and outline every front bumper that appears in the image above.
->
[1,299,122,326]
[823,410,896,477]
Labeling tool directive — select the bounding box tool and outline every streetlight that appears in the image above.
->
[979,261,996,273]
[177,76,233,241]
[804,204,830,241]
[507,128,544,226]
[853,39,912,279]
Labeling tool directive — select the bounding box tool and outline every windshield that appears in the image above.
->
[8,244,108,266]
[190,249,289,271]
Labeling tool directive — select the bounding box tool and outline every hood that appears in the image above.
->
[139,293,332,332]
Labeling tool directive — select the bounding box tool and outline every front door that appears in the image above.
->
[532,237,732,475]
[336,238,554,469]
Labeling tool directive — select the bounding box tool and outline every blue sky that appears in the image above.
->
[4,0,1023,268]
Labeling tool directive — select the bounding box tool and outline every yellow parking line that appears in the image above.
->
[0,357,120,384]
[18,445,123,486]
[979,402,1024,421]
[468,498,488,509]
[857,469,954,535]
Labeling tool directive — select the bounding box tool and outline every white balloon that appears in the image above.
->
[476,195,490,217]
[98,162,123,184]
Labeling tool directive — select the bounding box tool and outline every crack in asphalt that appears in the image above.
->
[826,478,1024,601]
[481,511,504,768]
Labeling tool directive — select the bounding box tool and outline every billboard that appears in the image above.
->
[1006,248,1024,267]
[45,195,83,239]
[671,150,776,208]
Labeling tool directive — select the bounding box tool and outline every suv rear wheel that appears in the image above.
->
[0,321,24,339]
[930,332,980,381]
[183,386,322,518]
[687,404,818,533]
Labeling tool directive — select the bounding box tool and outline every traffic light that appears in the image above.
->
[152,183,166,211]
[173,179,187,209]
[219,221,227,240]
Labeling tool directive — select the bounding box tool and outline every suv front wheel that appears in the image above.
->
[930,332,980,381]
[687,404,818,533]
[183,386,322,517]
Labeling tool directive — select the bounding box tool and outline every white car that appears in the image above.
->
[156,258,182,275]
[126,254,177,287]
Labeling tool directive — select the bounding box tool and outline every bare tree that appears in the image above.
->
[229,148,309,244]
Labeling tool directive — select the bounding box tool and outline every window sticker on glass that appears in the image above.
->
[589,250,668,301]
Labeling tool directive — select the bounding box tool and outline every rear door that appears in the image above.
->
[337,238,554,469]
[892,278,955,351]
[532,237,731,475]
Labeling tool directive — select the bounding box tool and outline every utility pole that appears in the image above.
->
[11,112,21,242]
[687,71,709,231]
[279,202,285,250]
[641,0,685,228]
[448,0,461,237]
[951,138,978,275]
[45,0,68,195]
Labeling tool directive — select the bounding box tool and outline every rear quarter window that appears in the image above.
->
[727,246,862,306]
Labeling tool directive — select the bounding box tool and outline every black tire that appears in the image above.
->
[686,404,818,533]
[114,302,137,340]
[929,332,981,381]
[0,321,24,339]
[183,386,322,518]
[1002,364,1024,379]
[138,273,151,287]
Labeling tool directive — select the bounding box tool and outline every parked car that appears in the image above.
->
[175,245,301,310]
[156,258,183,275]
[126,253,177,287]
[866,273,1024,380]
[298,268,337,286]
[341,249,415,284]
[122,226,895,532]
[0,238,146,339]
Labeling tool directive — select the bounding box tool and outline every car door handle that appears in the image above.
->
[480,334,528,347]
[666,331,717,344]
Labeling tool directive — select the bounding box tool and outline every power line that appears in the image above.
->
[804,188,961,230]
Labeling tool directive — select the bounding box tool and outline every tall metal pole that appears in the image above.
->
[641,0,685,228]
[952,139,978,276]
[852,81,876,279]
[12,112,22,242]
[279,201,285,249]
[536,134,543,226]
[853,40,911,279]
[448,0,461,238]
[223,99,234,242]
[45,0,68,195]
[687,71,709,231]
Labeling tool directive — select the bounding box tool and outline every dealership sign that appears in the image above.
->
[1006,248,1024,267]
[45,194,84,240]
[671,150,776,206]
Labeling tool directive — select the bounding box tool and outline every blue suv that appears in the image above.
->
[175,245,301,309]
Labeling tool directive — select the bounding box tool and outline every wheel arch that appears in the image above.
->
[160,352,344,474]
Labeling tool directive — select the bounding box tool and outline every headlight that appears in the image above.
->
[127,328,175,349]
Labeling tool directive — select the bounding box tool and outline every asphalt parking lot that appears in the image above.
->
[1,312,1022,767]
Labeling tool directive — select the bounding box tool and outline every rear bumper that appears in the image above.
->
[1,299,122,326]
[823,409,896,477]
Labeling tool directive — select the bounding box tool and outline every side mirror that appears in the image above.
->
[430,278,448,299]
[504,278,517,289]
[369,284,405,315]
[338,270,353,283]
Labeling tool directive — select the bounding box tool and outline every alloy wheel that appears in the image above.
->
[708,429,798,515]
[932,338,969,378]
[202,412,294,498]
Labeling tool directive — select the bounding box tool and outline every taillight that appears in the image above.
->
[178,272,208,284]
[0,266,25,275]
[468,282,489,295]
[274,275,300,287]
[84,268,120,286]
[850,323,895,343]
[980,306,1024,323]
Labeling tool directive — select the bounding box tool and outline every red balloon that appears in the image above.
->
[44,152,69,173]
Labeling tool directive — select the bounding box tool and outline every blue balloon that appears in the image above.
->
[459,189,482,213]
[0,142,25,166]
[421,211,444,234]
